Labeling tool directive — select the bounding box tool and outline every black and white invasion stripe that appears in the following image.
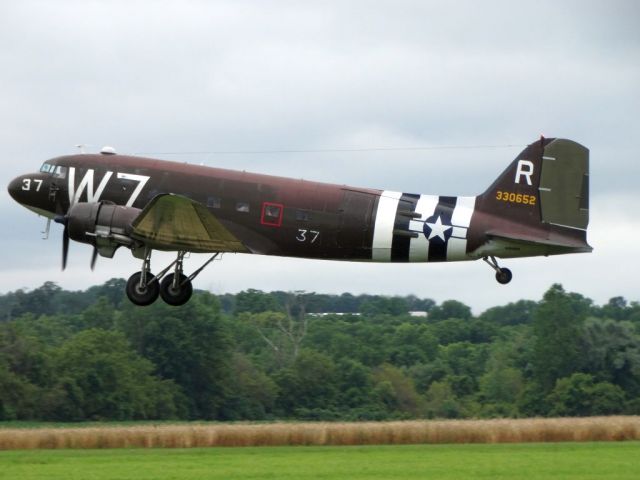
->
[371,191,475,263]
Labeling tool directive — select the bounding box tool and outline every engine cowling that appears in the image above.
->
[66,202,142,258]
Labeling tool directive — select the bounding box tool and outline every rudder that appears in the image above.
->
[538,139,589,230]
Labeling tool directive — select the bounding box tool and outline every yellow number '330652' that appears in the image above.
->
[495,190,537,206]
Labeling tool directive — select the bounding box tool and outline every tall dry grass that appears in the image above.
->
[1,417,639,450]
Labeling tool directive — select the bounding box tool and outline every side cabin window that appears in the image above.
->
[207,196,221,208]
[236,201,250,213]
[261,202,283,227]
[295,209,310,221]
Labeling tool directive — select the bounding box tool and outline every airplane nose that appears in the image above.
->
[7,175,24,203]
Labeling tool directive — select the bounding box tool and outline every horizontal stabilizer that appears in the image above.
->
[487,230,593,253]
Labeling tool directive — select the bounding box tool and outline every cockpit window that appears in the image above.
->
[39,163,67,178]
[52,166,67,179]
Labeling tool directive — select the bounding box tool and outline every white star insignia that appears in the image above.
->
[425,215,452,242]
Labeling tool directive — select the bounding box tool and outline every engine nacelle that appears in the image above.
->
[67,202,142,258]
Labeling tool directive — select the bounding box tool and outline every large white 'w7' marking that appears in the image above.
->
[116,172,151,207]
[68,168,112,204]
[68,167,150,206]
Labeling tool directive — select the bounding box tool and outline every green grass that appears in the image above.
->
[1,442,639,480]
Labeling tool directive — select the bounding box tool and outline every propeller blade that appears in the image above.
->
[54,215,71,271]
[62,226,69,271]
[90,247,98,271]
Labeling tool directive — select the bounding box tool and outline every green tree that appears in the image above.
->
[10,312,76,347]
[48,329,182,420]
[479,300,537,326]
[531,284,587,392]
[431,318,497,345]
[85,278,127,307]
[0,326,49,420]
[221,353,278,420]
[4,282,61,318]
[0,324,53,419]
[388,323,438,366]
[598,296,629,321]
[334,293,360,313]
[0,363,40,420]
[405,295,436,313]
[437,342,489,397]
[478,348,524,417]
[580,318,640,396]
[428,300,472,321]
[81,297,116,330]
[628,302,640,325]
[235,289,279,313]
[407,360,448,393]
[3,278,640,422]
[517,381,550,417]
[0,325,51,387]
[120,297,232,419]
[373,364,425,417]
[335,358,375,409]
[360,297,408,316]
[547,373,625,416]
[274,349,339,417]
[424,380,461,418]
[243,303,310,368]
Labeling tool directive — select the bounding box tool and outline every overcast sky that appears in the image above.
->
[1,1,638,312]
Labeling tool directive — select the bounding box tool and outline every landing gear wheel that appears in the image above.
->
[495,268,513,285]
[160,273,193,306]
[126,272,160,306]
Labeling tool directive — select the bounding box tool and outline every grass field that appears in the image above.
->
[1,442,639,480]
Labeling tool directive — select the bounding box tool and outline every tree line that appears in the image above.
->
[1,280,639,421]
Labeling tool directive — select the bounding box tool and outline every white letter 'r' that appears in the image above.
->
[514,160,534,186]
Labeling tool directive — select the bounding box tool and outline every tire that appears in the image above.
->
[126,272,160,306]
[160,273,193,306]
[495,268,513,285]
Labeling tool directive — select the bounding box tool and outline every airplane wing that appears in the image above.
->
[130,194,249,253]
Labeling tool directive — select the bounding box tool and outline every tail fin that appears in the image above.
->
[475,137,590,253]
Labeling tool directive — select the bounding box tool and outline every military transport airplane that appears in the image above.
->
[8,137,591,306]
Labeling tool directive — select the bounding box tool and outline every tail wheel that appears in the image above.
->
[126,272,160,306]
[496,268,513,285]
[160,273,193,306]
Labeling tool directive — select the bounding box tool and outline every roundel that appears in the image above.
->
[423,214,453,243]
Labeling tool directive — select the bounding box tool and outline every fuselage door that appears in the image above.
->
[337,190,375,253]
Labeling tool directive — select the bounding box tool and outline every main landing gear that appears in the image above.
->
[483,256,513,285]
[126,249,220,306]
